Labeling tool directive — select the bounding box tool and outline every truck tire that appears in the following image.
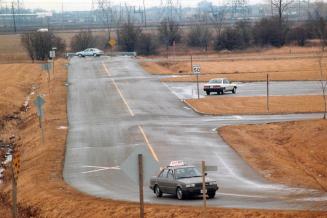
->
[232,87,236,94]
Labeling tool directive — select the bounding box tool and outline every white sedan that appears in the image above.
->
[76,48,104,57]
[203,78,237,95]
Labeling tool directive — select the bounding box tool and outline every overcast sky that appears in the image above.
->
[4,0,268,12]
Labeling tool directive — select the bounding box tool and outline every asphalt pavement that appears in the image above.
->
[164,81,323,99]
[63,56,327,210]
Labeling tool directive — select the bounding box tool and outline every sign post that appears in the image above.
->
[34,95,45,144]
[192,64,201,99]
[11,150,20,218]
[201,161,207,217]
[267,74,269,112]
[121,146,160,218]
[50,48,56,77]
[138,154,144,218]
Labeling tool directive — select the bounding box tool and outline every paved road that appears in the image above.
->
[63,56,327,210]
[164,81,323,99]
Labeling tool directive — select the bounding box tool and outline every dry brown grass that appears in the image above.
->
[140,46,327,82]
[219,120,327,191]
[0,60,326,217]
[185,95,326,115]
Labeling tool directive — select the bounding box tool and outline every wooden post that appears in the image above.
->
[197,74,200,99]
[11,164,17,218]
[201,161,207,217]
[267,74,269,112]
[191,54,193,73]
[138,154,144,218]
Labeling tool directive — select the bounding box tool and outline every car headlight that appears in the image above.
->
[209,181,217,185]
[185,184,195,188]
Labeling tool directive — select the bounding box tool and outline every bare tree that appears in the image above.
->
[317,52,327,119]
[21,31,66,61]
[270,0,294,25]
[97,0,114,41]
[70,31,96,52]
[210,5,226,37]
[314,11,327,119]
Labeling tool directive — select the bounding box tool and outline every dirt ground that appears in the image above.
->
[219,120,327,191]
[185,96,327,115]
[140,46,327,82]
[0,60,327,217]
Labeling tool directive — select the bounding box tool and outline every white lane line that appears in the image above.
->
[102,62,160,163]
[81,165,120,174]
[102,63,135,117]
[138,125,160,162]
[163,82,184,101]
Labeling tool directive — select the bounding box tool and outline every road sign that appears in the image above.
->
[121,146,160,186]
[12,151,20,181]
[49,50,56,58]
[34,95,45,118]
[34,95,46,143]
[205,165,218,172]
[192,64,201,75]
[109,38,117,48]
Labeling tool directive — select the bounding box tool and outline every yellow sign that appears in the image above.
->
[12,151,21,180]
[109,38,117,48]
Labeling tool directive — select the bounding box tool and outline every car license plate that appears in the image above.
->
[200,189,207,194]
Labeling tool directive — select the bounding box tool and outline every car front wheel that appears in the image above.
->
[232,87,236,94]
[176,187,184,200]
[154,185,162,198]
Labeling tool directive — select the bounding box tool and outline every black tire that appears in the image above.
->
[206,91,210,95]
[154,185,163,198]
[220,90,224,95]
[176,187,184,200]
[93,53,97,57]
[232,87,236,94]
[208,191,216,199]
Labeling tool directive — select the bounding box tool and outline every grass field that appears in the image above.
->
[185,96,327,115]
[140,46,327,82]
[219,119,327,191]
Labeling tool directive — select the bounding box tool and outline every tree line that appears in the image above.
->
[21,15,327,60]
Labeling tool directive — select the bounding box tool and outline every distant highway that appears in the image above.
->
[63,56,327,210]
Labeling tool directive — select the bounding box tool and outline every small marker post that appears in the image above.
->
[138,154,144,218]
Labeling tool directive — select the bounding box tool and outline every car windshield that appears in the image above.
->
[209,79,222,84]
[175,167,202,179]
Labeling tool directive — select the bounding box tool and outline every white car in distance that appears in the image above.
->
[76,48,104,57]
[203,78,237,95]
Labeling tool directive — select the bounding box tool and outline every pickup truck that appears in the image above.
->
[203,78,237,95]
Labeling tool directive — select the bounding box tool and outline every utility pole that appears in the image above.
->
[143,0,147,27]
[11,2,16,33]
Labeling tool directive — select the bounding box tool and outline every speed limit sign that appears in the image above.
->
[192,64,201,75]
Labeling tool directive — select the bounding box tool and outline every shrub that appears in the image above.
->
[187,24,212,51]
[21,31,66,61]
[158,20,182,48]
[136,33,158,55]
[70,31,96,52]
[286,26,308,46]
[253,17,289,47]
[117,22,142,52]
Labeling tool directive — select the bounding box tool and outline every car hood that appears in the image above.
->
[177,176,216,184]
